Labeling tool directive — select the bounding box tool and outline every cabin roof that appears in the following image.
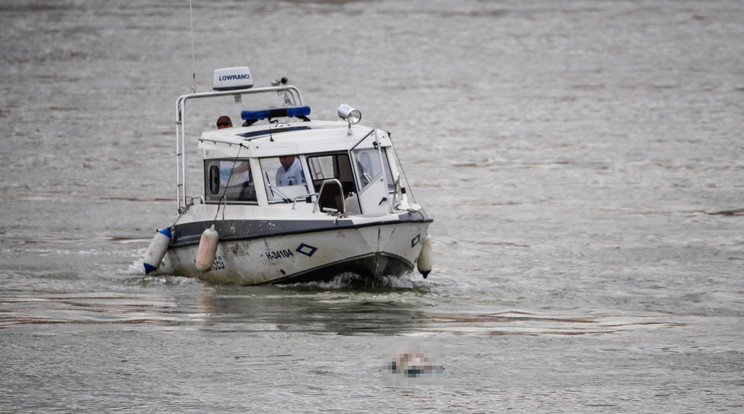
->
[198,119,390,159]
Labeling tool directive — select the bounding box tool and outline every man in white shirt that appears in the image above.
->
[275,156,305,186]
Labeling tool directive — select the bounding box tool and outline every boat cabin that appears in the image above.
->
[198,118,399,217]
[174,67,411,218]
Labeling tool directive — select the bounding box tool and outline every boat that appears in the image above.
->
[143,67,433,285]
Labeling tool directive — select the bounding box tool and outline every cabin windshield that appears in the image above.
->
[204,159,257,203]
[351,147,394,193]
[260,155,310,202]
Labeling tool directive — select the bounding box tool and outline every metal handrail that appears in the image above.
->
[292,193,317,210]
[313,179,346,215]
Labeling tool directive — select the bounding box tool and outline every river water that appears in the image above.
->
[2,0,743,412]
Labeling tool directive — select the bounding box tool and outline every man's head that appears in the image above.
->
[279,156,296,171]
[216,116,232,129]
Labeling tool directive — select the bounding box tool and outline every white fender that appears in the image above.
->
[195,225,219,273]
[417,235,432,278]
[143,227,171,274]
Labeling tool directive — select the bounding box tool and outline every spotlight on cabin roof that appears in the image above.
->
[338,104,361,125]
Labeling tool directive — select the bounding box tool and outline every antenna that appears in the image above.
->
[189,0,197,93]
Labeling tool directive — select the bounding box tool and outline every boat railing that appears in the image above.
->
[291,193,317,210]
[175,85,304,212]
[313,179,346,215]
[392,173,401,207]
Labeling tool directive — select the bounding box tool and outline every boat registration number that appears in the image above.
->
[265,249,294,261]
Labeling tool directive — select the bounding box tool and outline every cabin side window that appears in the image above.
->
[259,155,310,202]
[306,153,357,196]
[306,153,361,214]
[203,159,257,203]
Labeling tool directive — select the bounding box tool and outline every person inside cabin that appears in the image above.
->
[216,114,246,176]
[215,115,254,200]
[275,156,305,186]
[216,115,232,129]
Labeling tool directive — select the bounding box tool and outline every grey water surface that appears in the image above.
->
[2,0,743,412]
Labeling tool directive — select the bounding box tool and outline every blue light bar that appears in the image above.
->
[241,106,311,122]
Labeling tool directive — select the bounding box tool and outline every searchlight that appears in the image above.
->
[338,104,361,124]
[338,104,361,135]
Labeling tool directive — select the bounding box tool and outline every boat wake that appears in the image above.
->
[127,257,429,292]
[277,272,430,291]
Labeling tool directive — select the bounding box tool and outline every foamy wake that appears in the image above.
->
[279,272,429,291]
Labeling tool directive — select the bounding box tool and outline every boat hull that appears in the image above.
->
[162,220,430,285]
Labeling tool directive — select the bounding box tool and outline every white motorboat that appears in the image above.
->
[143,67,433,285]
